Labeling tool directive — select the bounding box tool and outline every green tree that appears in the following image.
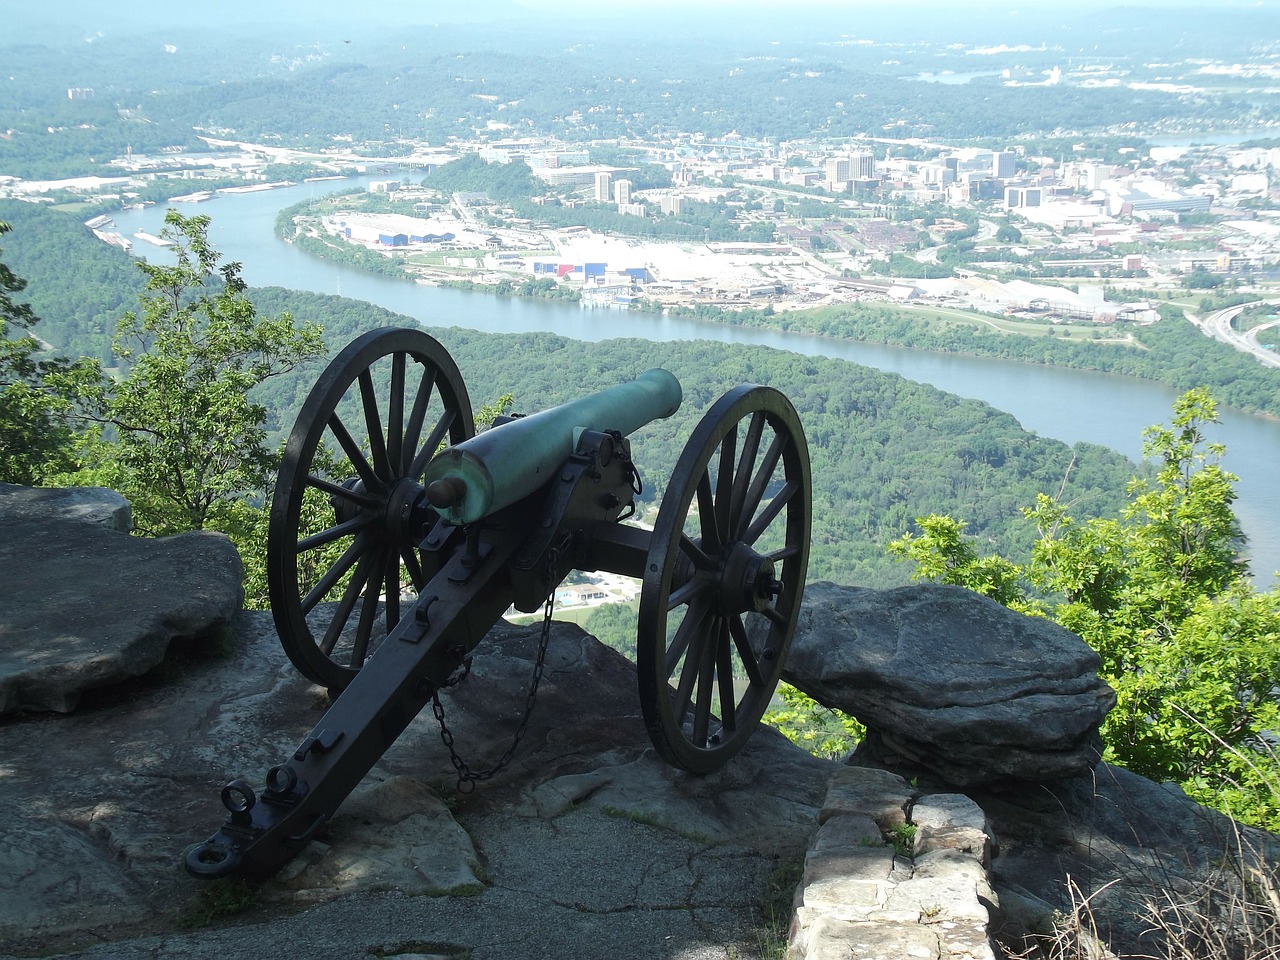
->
[764,683,864,761]
[887,513,1029,609]
[72,210,323,537]
[891,389,1280,831]
[0,220,101,484]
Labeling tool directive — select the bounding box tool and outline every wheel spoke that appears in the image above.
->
[667,570,712,612]
[695,469,720,552]
[300,532,369,614]
[713,424,737,546]
[743,479,800,547]
[296,514,368,553]
[677,532,715,570]
[319,548,376,655]
[382,548,401,631]
[327,412,381,490]
[716,621,737,735]
[765,543,802,563]
[401,546,425,591]
[729,411,765,538]
[671,608,716,720]
[387,352,406,482]
[738,431,787,541]
[306,474,379,508]
[407,407,458,482]
[691,618,721,746]
[400,363,437,476]
[358,369,390,482]
[348,556,384,669]
[665,595,713,675]
[728,614,766,689]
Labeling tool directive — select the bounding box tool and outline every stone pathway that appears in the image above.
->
[789,767,997,960]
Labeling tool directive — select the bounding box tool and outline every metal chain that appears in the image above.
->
[431,545,559,794]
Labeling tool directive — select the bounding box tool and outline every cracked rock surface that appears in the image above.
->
[0,611,832,960]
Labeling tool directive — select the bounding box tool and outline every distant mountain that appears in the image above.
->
[4,1,534,45]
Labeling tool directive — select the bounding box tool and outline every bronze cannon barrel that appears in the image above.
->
[423,368,682,524]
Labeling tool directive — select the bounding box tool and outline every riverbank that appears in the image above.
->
[269,195,1280,421]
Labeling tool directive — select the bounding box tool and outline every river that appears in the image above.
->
[106,180,1280,586]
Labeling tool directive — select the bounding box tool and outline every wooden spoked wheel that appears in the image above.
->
[267,327,473,691]
[637,384,811,774]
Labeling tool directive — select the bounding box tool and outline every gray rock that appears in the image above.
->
[973,762,1280,958]
[0,482,132,531]
[784,582,1116,786]
[911,794,991,866]
[0,514,243,714]
[0,609,833,957]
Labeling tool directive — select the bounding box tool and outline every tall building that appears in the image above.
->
[614,179,632,205]
[595,171,612,202]
[825,157,852,183]
[992,151,1017,179]
[850,149,876,179]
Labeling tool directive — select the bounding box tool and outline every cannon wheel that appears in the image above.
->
[268,327,474,691]
[636,384,811,774]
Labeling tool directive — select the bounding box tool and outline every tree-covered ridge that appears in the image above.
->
[241,287,1137,589]
[0,201,148,366]
[3,8,1274,179]
[0,202,1146,588]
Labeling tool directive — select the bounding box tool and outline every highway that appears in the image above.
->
[1199,300,1280,369]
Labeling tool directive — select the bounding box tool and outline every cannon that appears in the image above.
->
[185,327,811,878]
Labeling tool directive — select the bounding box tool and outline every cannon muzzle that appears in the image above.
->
[424,368,681,524]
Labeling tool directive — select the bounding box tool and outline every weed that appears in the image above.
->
[998,811,1280,958]
[600,804,712,845]
[754,855,803,960]
[371,941,469,959]
[432,781,460,813]
[176,877,259,930]
[889,823,917,858]
[1118,713,1280,959]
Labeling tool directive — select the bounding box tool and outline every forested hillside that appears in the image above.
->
[245,287,1137,588]
[0,202,146,366]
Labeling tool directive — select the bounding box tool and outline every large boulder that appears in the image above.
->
[783,581,1115,786]
[0,610,834,956]
[0,488,243,715]
[0,482,132,531]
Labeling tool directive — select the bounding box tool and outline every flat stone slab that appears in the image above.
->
[785,582,1115,785]
[0,516,242,714]
[0,483,132,531]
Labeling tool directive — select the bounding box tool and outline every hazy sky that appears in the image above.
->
[8,0,1269,35]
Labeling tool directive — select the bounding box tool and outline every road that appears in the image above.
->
[1200,300,1280,368]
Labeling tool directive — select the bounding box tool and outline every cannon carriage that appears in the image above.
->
[186,327,811,878]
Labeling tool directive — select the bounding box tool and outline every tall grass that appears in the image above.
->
[999,717,1280,960]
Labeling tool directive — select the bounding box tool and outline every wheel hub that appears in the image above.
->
[330,476,427,546]
[718,541,780,616]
